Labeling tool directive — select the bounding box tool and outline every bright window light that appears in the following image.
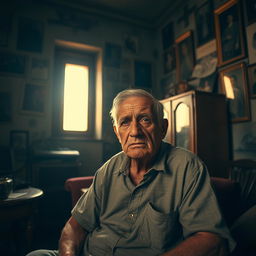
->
[224,75,235,99]
[63,63,89,132]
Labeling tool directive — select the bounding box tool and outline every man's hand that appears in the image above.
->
[59,216,87,256]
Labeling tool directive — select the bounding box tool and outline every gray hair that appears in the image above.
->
[110,89,164,126]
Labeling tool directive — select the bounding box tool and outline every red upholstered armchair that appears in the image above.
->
[65,176,94,207]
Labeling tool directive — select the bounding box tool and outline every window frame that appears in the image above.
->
[52,47,96,139]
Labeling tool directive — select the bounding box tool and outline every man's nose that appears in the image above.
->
[130,121,141,137]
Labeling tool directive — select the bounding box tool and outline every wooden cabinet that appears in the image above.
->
[160,90,230,177]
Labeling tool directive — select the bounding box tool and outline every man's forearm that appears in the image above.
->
[161,232,228,256]
[59,217,87,256]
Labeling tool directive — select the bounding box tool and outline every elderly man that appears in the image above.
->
[27,89,235,256]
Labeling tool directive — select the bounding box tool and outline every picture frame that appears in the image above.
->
[0,14,12,47]
[246,23,256,64]
[247,64,256,98]
[195,0,215,47]
[0,51,27,75]
[30,57,49,80]
[0,92,12,122]
[21,83,47,114]
[163,45,176,74]
[104,42,122,68]
[175,30,195,82]
[134,61,152,90]
[244,0,256,25]
[123,34,139,54]
[162,22,174,50]
[9,130,29,163]
[219,62,250,122]
[17,17,44,53]
[214,0,246,67]
[161,71,176,99]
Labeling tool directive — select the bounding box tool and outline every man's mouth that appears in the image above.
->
[128,142,146,147]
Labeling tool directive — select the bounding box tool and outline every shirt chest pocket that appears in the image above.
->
[141,202,181,251]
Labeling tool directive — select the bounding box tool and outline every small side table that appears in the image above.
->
[0,187,43,255]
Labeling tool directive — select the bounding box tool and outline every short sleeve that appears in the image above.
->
[72,172,102,232]
[179,159,236,252]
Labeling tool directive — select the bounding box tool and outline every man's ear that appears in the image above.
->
[161,119,168,139]
[113,126,121,143]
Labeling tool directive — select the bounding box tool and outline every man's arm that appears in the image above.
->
[161,232,228,256]
[59,216,88,256]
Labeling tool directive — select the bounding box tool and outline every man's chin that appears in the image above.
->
[126,149,149,159]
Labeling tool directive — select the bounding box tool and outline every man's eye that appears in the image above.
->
[120,120,129,126]
[141,117,151,123]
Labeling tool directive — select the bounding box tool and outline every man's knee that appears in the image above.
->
[26,249,59,256]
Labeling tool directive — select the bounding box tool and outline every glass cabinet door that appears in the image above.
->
[174,102,191,150]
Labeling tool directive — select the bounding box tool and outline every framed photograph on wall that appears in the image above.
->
[10,130,29,163]
[30,57,49,80]
[17,17,44,53]
[0,92,12,122]
[246,23,256,64]
[219,62,250,122]
[195,0,215,46]
[21,83,47,114]
[175,30,195,82]
[244,0,256,25]
[162,22,174,50]
[0,14,12,47]
[247,64,256,98]
[0,51,26,75]
[104,42,122,68]
[123,34,139,54]
[214,0,246,66]
[134,61,152,90]
[163,45,176,74]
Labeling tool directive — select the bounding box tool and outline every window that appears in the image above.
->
[52,45,98,138]
[63,63,89,132]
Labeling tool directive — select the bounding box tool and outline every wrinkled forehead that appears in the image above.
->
[116,96,154,117]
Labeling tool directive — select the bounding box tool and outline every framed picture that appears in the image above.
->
[214,0,246,66]
[134,61,152,90]
[161,71,176,99]
[0,14,12,47]
[175,30,195,82]
[0,92,12,122]
[104,42,122,68]
[124,34,139,54]
[9,130,29,163]
[219,62,250,122]
[162,22,174,50]
[30,57,49,80]
[247,64,256,98]
[233,119,256,160]
[163,45,176,74]
[17,17,44,53]
[246,23,256,64]
[244,0,256,25]
[195,0,215,46]
[0,51,26,75]
[21,83,47,114]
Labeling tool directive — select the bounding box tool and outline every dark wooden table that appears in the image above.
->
[0,187,43,255]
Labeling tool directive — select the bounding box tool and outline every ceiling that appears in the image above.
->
[49,0,180,27]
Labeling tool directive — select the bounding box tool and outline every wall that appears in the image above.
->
[0,1,157,178]
[155,0,256,161]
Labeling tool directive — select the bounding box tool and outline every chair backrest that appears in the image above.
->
[210,177,240,226]
[65,176,94,207]
[228,159,256,213]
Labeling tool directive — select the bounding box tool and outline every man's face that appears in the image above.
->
[113,96,167,161]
